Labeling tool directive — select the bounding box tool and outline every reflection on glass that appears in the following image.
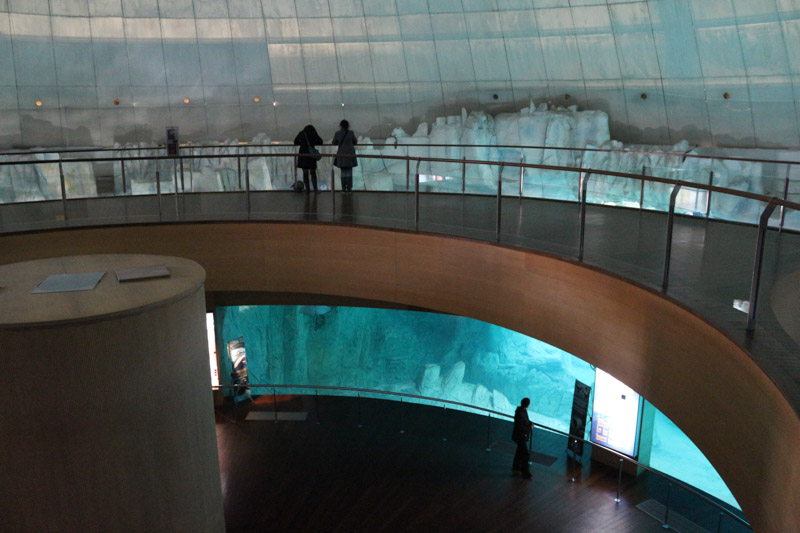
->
[215,304,738,508]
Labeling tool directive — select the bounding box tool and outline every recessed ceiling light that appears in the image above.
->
[183,97,190,104]
[253,97,261,103]
[35,100,43,107]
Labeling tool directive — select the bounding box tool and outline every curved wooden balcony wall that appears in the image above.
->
[0,222,797,533]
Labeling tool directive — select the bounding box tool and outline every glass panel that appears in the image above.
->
[646,402,739,510]
[215,305,596,431]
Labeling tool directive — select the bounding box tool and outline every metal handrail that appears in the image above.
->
[3,141,800,167]
[213,382,750,529]
[2,150,797,212]
[1,150,796,332]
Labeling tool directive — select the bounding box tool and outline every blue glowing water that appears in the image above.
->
[216,304,739,510]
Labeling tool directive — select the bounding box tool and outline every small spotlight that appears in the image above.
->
[273,101,277,107]
[640,93,647,100]
[113,99,120,105]
[341,102,345,107]
[253,97,261,103]
[723,92,731,100]
[35,100,43,107]
[183,97,190,104]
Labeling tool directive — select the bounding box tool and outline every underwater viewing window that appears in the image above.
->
[212,304,739,509]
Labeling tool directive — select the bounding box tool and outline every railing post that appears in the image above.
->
[639,165,646,209]
[272,388,278,423]
[663,481,672,528]
[779,164,791,232]
[121,159,127,195]
[461,156,466,194]
[315,389,321,425]
[331,162,336,220]
[441,404,447,441]
[705,170,714,218]
[662,184,682,292]
[156,170,162,221]
[519,154,525,198]
[179,156,184,193]
[615,457,623,503]
[189,146,194,191]
[747,198,780,331]
[173,159,179,220]
[58,160,68,221]
[399,398,405,434]
[357,393,363,428]
[578,171,591,261]
[415,158,421,230]
[717,512,724,533]
[237,154,242,191]
[245,156,251,219]
[405,158,410,191]
[569,442,578,482]
[496,163,504,241]
[485,414,491,451]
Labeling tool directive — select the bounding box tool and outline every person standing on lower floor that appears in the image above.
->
[294,124,323,192]
[512,397,534,479]
[333,119,357,192]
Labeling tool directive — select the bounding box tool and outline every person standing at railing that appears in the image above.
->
[294,125,323,192]
[333,119,357,192]
[512,397,534,479]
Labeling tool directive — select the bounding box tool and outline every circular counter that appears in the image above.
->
[0,255,224,532]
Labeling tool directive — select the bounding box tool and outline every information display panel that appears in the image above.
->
[590,368,642,457]
[206,313,219,387]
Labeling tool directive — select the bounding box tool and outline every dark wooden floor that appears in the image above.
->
[216,395,748,533]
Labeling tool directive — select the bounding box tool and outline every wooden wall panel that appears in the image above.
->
[0,222,798,532]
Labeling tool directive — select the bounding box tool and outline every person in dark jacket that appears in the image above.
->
[512,397,534,479]
[294,124,323,192]
[332,119,357,192]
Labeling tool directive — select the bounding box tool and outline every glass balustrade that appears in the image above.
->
[213,383,750,532]
[1,143,798,333]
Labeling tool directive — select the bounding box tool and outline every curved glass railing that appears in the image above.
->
[1,141,797,229]
[213,383,750,532]
[1,147,797,335]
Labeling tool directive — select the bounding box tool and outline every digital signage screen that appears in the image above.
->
[590,368,642,457]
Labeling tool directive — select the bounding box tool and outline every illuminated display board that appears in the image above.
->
[590,368,642,457]
[206,313,219,387]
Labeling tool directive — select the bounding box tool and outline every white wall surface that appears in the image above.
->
[1,0,800,148]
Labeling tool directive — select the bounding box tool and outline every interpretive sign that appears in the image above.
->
[32,272,105,293]
[590,368,642,457]
[227,337,251,403]
[567,380,591,456]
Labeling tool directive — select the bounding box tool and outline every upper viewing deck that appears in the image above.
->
[0,143,798,412]
[1,143,799,532]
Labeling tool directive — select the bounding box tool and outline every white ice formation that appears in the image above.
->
[1,101,797,227]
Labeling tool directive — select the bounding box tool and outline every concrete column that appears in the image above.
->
[0,255,224,533]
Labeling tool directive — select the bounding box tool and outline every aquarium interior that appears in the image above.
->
[214,304,739,510]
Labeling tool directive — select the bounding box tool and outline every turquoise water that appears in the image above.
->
[215,304,739,510]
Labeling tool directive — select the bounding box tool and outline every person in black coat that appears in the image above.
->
[512,397,534,479]
[294,124,323,192]
[332,119,357,192]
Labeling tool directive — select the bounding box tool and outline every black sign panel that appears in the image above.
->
[568,380,591,456]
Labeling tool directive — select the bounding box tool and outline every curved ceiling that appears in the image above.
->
[0,221,798,532]
[1,0,799,148]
